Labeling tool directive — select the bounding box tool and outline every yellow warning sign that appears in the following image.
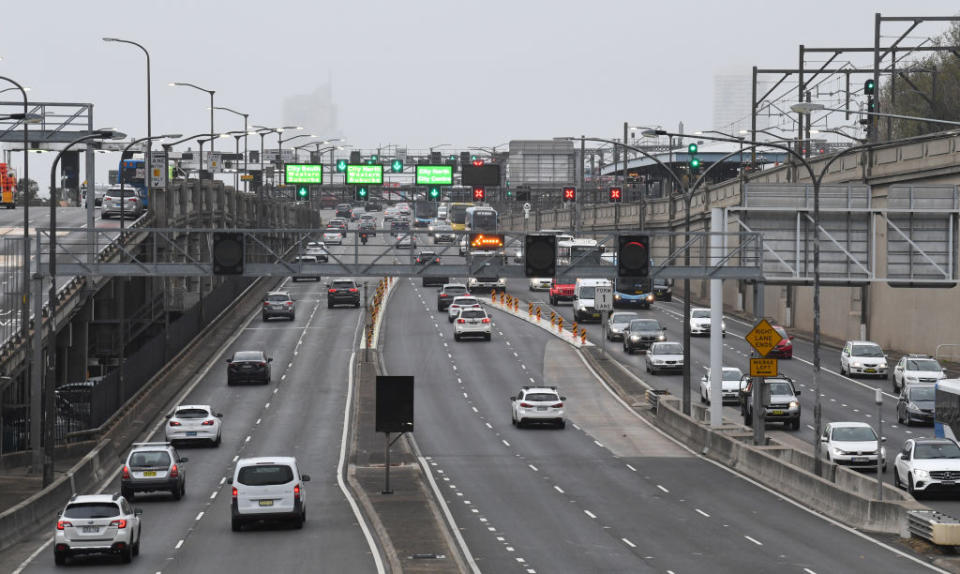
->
[750,358,779,378]
[745,318,779,357]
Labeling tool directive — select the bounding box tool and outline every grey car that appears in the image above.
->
[262,291,295,321]
[606,312,639,341]
[121,442,188,501]
[622,319,666,353]
[101,188,144,219]
[897,383,935,426]
[739,376,802,430]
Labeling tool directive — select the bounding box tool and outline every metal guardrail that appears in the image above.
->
[645,389,670,410]
[907,510,960,546]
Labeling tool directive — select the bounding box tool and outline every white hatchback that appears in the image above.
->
[511,386,566,429]
[821,421,886,472]
[164,404,223,446]
[454,307,491,341]
[230,456,310,531]
[699,366,745,405]
[447,296,481,322]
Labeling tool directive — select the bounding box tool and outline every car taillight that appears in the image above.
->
[286,301,293,305]
[263,301,269,306]
[552,402,563,408]
[416,258,422,263]
[434,258,440,263]
[457,319,465,324]
[329,289,336,293]
[170,464,178,478]
[121,465,130,479]
[201,420,215,426]
[110,519,127,529]
[127,198,137,202]
[169,420,181,427]
[520,402,533,408]
[232,487,237,499]
[294,484,301,500]
[259,362,266,367]
[482,318,490,323]
[349,288,358,292]
[440,293,448,297]
[57,520,72,530]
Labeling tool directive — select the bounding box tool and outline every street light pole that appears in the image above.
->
[212,106,249,192]
[170,82,215,173]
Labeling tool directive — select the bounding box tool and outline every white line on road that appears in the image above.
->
[696,508,710,517]
[529,464,539,472]
[210,491,217,499]
[486,422,493,429]
[554,485,565,494]
[804,569,818,574]
[626,464,637,472]
[472,406,479,413]
[622,538,636,548]
[657,484,669,494]
[594,440,604,448]
[807,424,815,431]
[264,402,270,409]
[220,476,226,485]
[584,510,597,519]
[744,535,763,546]
[529,377,535,383]
[255,418,261,425]
[175,539,184,550]
[244,435,251,443]
[502,439,511,447]
[195,511,204,521]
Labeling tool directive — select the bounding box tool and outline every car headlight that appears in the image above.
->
[646,295,654,302]
[657,334,666,341]
[907,402,920,412]
[833,448,848,456]
[629,335,640,341]
[614,294,621,300]
[880,446,886,458]
[651,359,663,364]
[914,469,930,480]
[789,401,799,409]
[721,321,726,330]
[852,362,862,368]
[905,376,918,383]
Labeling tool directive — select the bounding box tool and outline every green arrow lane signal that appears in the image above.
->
[429,186,440,199]
[297,185,308,199]
[391,159,403,173]
[357,186,368,199]
[336,159,347,172]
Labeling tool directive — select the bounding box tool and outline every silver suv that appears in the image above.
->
[54,493,142,565]
[101,187,144,219]
[120,442,188,501]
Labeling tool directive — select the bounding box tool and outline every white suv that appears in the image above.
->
[447,295,481,323]
[454,307,492,341]
[511,386,566,429]
[230,456,311,531]
[164,404,223,447]
[892,354,946,393]
[820,421,886,472]
[54,493,142,565]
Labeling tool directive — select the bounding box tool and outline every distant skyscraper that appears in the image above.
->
[282,81,341,145]
[713,74,774,137]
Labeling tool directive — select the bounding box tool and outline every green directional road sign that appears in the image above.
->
[416,165,453,185]
[345,164,384,185]
[285,163,323,184]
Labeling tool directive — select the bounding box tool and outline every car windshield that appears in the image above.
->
[579,286,596,298]
[610,313,638,325]
[654,343,683,354]
[909,386,935,401]
[907,359,941,371]
[460,310,485,319]
[767,381,794,395]
[129,450,171,468]
[774,326,788,339]
[722,369,743,381]
[454,298,478,306]
[629,320,660,331]
[333,281,355,288]
[236,464,295,486]
[175,408,209,419]
[234,351,263,362]
[524,393,558,402]
[420,252,437,257]
[63,503,120,519]
[692,310,710,318]
[915,442,960,459]
[266,294,289,302]
[832,426,876,442]
[444,286,467,295]
[852,344,884,357]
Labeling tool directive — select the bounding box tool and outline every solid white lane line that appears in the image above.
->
[195,511,204,521]
[175,539,184,550]
[657,484,669,494]
[594,440,604,448]
[584,510,597,519]
[744,535,763,546]
[553,485,565,494]
[622,538,636,548]
[696,508,710,518]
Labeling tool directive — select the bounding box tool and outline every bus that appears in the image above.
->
[118,158,149,208]
[465,206,497,232]
[935,378,960,441]
[448,202,473,231]
[557,238,603,266]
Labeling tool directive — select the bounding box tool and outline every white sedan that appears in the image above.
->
[689,307,725,336]
[322,230,343,245]
[645,341,684,375]
[699,366,744,404]
[164,404,223,446]
[894,438,960,496]
[528,277,553,291]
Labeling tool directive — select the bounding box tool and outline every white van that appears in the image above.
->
[572,278,612,322]
[229,456,310,531]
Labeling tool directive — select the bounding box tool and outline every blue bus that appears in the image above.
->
[118,158,149,208]
[935,379,960,441]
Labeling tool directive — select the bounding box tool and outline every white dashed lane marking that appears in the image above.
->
[744,535,763,546]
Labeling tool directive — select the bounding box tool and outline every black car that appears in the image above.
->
[262,291,295,321]
[328,279,361,308]
[359,220,377,237]
[653,280,673,302]
[415,250,440,265]
[437,283,469,311]
[622,319,666,353]
[335,203,353,219]
[897,383,935,426]
[227,351,272,385]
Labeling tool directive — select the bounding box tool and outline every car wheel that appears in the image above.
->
[792,418,801,430]
[557,420,566,429]
[882,463,887,473]
[121,487,134,501]
[327,302,334,309]
[293,512,305,529]
[894,468,901,488]
[549,297,556,305]
[132,530,141,556]
[54,551,67,566]
[517,418,525,429]
[891,376,899,393]
[120,543,133,563]
[454,333,461,342]
[908,474,918,497]
[897,409,904,425]
[290,314,296,321]
[171,484,182,501]
[214,433,222,447]
[485,333,491,341]
[448,316,454,323]
[355,301,361,308]
[744,411,753,427]
[840,363,846,376]
[232,517,243,532]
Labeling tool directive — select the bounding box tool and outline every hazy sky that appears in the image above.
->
[0,0,954,189]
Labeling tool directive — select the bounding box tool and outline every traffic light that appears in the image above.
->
[864,79,877,112]
[391,159,403,173]
[296,185,309,200]
[356,186,368,201]
[370,154,379,164]
[212,232,244,275]
[349,151,361,164]
[617,234,650,278]
[609,187,622,203]
[524,234,557,278]
[429,186,440,200]
[448,155,456,162]
[336,159,348,172]
[472,186,485,201]
[472,159,485,167]
[562,187,576,202]
[460,151,470,167]
[688,143,700,171]
[470,155,477,161]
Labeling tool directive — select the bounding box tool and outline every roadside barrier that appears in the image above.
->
[557,317,564,332]
[581,331,587,344]
[536,306,541,322]
[528,302,533,318]
[491,289,497,303]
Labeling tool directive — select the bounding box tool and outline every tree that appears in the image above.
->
[881,22,960,139]
[15,178,39,205]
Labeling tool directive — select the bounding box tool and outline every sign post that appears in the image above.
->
[745,318,780,445]
[595,284,613,356]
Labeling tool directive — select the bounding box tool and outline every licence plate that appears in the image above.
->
[770,410,784,416]
[852,457,868,463]
[537,407,548,411]
[259,499,274,507]
[143,471,156,477]
[591,313,600,318]
[942,481,956,485]
[865,369,877,373]
[186,431,197,437]
[82,526,99,533]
